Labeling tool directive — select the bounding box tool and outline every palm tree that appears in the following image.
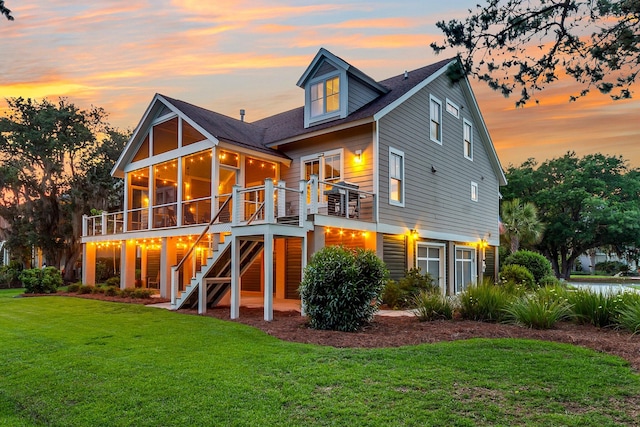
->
[500,198,544,254]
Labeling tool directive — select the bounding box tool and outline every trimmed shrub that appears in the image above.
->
[20,267,61,294]
[503,250,553,284]
[595,261,626,275]
[66,282,81,293]
[538,275,562,288]
[299,246,388,332]
[104,286,119,297]
[504,292,573,329]
[131,288,153,299]
[0,261,23,289]
[412,290,454,321]
[458,283,513,322]
[77,284,95,295]
[105,277,120,288]
[498,264,535,290]
[382,268,437,309]
[119,287,135,298]
[381,280,404,309]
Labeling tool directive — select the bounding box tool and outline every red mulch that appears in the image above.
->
[191,306,640,371]
[27,293,640,371]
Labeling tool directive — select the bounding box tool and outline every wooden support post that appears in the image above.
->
[230,236,241,319]
[263,232,274,321]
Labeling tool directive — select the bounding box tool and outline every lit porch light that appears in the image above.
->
[354,149,362,163]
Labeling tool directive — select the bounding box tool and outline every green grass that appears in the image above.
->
[1,290,639,426]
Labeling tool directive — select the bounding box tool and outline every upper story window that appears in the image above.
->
[152,117,179,156]
[389,147,405,207]
[446,99,460,118]
[430,95,442,144]
[463,119,473,160]
[301,149,343,204]
[471,181,478,202]
[311,76,340,117]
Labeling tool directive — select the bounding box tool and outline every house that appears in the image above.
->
[81,48,507,320]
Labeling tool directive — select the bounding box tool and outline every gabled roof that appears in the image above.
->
[296,47,388,95]
[255,57,455,145]
[113,50,505,186]
[160,95,287,159]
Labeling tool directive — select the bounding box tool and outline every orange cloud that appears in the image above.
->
[172,0,346,23]
[326,17,421,29]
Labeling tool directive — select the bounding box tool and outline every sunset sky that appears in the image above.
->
[1,0,638,169]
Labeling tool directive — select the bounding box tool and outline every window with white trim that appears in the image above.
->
[455,247,476,293]
[310,76,340,118]
[430,95,442,144]
[417,243,445,290]
[446,99,460,118]
[301,149,343,204]
[463,119,473,160]
[389,148,404,206]
[471,181,478,202]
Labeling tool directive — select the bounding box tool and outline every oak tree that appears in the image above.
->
[0,97,127,280]
[1,1,13,21]
[502,152,640,278]
[432,0,640,106]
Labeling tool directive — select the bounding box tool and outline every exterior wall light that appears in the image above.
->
[355,149,362,163]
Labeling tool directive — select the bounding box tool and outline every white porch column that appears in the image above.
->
[264,178,274,223]
[230,235,241,319]
[121,240,136,289]
[160,237,176,299]
[140,245,148,288]
[300,233,308,317]
[263,232,274,321]
[309,174,319,214]
[82,243,96,285]
[275,239,286,300]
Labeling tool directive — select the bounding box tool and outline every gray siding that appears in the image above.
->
[377,73,501,242]
[278,125,375,213]
[312,62,337,79]
[348,76,380,114]
[284,238,302,299]
[383,234,407,280]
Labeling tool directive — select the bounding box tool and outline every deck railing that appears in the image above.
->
[82,177,373,237]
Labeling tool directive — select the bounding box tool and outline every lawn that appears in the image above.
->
[1,290,639,426]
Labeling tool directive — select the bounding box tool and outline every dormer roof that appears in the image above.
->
[296,47,388,95]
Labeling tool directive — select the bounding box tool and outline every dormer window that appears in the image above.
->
[311,76,340,117]
[298,48,389,128]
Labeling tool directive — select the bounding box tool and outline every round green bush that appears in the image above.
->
[499,264,535,289]
[503,250,552,284]
[382,268,436,309]
[299,246,388,332]
[538,275,562,287]
[20,267,61,294]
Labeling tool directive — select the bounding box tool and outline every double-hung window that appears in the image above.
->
[430,95,442,144]
[455,247,476,293]
[463,119,473,160]
[389,148,404,206]
[301,149,343,204]
[417,244,444,289]
[310,76,340,117]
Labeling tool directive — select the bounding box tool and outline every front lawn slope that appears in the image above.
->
[0,292,638,426]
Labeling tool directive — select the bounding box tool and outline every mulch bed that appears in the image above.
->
[25,293,640,371]
[191,306,640,371]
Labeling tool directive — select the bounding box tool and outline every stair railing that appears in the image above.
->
[171,195,232,306]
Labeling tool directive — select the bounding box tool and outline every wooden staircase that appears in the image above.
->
[172,238,264,310]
